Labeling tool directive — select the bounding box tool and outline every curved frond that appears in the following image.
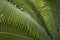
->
[32,0,60,40]
[0,0,51,40]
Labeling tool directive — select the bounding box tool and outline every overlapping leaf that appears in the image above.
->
[32,0,60,40]
[0,0,51,40]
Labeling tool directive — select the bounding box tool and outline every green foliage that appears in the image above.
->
[0,0,60,40]
[0,0,51,40]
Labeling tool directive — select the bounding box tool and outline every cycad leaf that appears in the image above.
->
[32,0,60,40]
[0,0,51,40]
[6,0,47,28]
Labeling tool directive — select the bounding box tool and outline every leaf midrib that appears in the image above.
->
[0,32,33,40]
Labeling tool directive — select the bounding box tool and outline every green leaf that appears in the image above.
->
[32,0,60,40]
[0,0,51,40]
[6,0,47,28]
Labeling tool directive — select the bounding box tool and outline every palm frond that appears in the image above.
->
[32,0,60,40]
[0,0,51,40]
